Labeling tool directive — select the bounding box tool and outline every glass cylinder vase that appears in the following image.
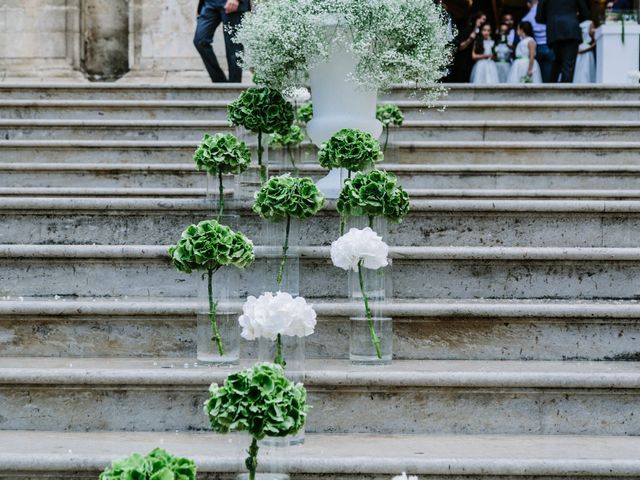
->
[236,126,270,185]
[258,334,305,446]
[196,311,240,365]
[350,316,392,365]
[269,145,302,176]
[197,265,240,365]
[259,217,301,296]
[206,173,234,218]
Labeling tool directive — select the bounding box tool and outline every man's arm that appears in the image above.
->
[535,0,547,24]
[197,0,204,15]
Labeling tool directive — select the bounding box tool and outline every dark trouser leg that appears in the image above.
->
[536,44,556,83]
[556,40,580,83]
[221,10,244,83]
[193,4,226,83]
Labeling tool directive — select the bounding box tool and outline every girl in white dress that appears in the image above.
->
[507,22,542,84]
[495,23,513,83]
[470,23,500,84]
[573,20,596,83]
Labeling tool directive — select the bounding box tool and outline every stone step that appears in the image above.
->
[2,198,640,248]
[2,431,639,479]
[2,297,639,361]
[1,245,639,300]
[2,140,640,165]
[4,187,640,200]
[0,83,636,101]
[1,358,639,434]
[7,163,640,191]
[1,119,638,142]
[3,99,640,121]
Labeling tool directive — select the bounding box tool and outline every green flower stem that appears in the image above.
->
[207,268,224,356]
[277,214,291,285]
[246,437,259,480]
[286,146,297,172]
[274,333,286,367]
[340,214,347,236]
[368,215,374,229]
[358,259,382,359]
[383,125,390,152]
[257,130,267,184]
[217,171,225,220]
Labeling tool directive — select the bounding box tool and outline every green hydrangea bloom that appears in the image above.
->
[318,128,383,172]
[205,362,308,441]
[376,103,405,128]
[227,87,294,135]
[193,133,251,176]
[296,103,313,125]
[253,174,325,222]
[337,169,410,223]
[99,449,196,480]
[270,124,305,148]
[168,220,255,274]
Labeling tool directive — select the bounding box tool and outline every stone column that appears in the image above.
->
[0,0,83,81]
[80,0,129,81]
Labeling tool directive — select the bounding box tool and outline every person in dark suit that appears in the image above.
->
[536,0,590,82]
[194,0,250,83]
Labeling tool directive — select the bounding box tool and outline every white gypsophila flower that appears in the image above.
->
[285,87,311,104]
[627,70,640,81]
[239,291,317,341]
[330,227,389,272]
[392,474,418,480]
[234,0,453,103]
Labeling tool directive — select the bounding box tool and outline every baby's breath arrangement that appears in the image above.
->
[318,128,383,173]
[205,363,308,480]
[169,220,255,355]
[227,87,295,183]
[234,0,453,102]
[253,174,325,284]
[376,104,405,152]
[193,133,251,218]
[338,170,410,228]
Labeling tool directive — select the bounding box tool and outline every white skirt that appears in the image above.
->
[470,59,500,84]
[507,58,542,83]
[496,62,511,83]
[573,50,595,83]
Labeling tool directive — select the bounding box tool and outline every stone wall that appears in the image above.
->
[0,0,82,80]
[0,0,229,82]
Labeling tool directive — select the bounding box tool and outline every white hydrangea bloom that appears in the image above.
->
[330,227,389,272]
[628,70,640,81]
[239,291,317,340]
[286,87,311,104]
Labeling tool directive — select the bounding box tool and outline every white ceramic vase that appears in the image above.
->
[307,29,383,198]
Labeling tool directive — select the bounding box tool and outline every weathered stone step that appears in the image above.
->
[1,245,639,300]
[0,83,636,101]
[2,297,639,361]
[2,140,640,165]
[7,162,640,191]
[4,187,640,200]
[1,358,639,434]
[2,431,639,479]
[3,99,640,121]
[2,198,640,247]
[1,119,638,142]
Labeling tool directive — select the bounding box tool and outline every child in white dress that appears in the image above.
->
[507,21,542,84]
[470,23,500,84]
[495,23,513,83]
[573,20,596,83]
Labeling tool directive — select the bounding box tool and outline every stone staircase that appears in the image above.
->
[1,83,640,479]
